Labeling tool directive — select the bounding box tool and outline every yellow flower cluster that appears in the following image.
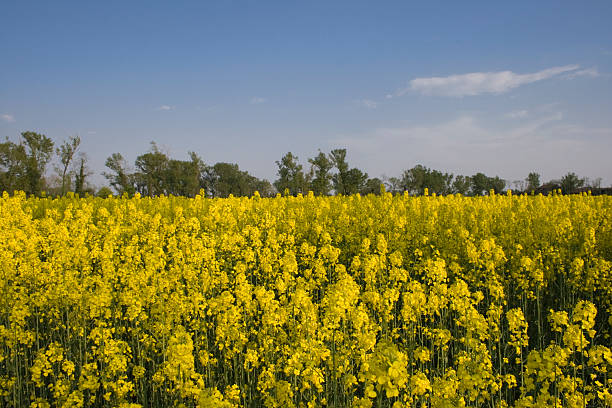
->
[0,190,611,407]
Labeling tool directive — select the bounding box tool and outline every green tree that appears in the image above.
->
[103,153,135,195]
[56,135,81,195]
[188,152,208,192]
[383,176,403,194]
[96,186,113,197]
[470,172,490,196]
[470,172,506,195]
[488,176,506,194]
[452,175,471,195]
[401,164,427,194]
[205,162,268,198]
[73,153,92,196]
[274,152,309,195]
[344,167,369,195]
[308,151,333,195]
[560,172,585,194]
[253,178,275,197]
[21,131,54,195]
[329,148,350,194]
[163,153,206,197]
[328,148,368,195]
[134,142,170,196]
[525,172,540,192]
[361,177,383,195]
[401,165,454,195]
[429,169,454,195]
[0,138,27,193]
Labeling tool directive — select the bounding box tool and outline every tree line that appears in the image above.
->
[0,131,607,198]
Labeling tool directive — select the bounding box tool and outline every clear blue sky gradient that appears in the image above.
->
[1,1,611,187]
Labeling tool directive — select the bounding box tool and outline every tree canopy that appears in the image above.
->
[1,131,608,198]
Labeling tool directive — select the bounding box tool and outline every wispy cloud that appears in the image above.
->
[250,97,267,104]
[156,105,174,111]
[563,67,600,79]
[356,99,379,109]
[504,110,528,119]
[392,65,580,97]
[1,114,15,122]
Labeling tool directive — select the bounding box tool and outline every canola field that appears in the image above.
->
[1,191,611,408]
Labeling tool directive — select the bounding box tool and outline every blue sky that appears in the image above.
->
[1,1,611,187]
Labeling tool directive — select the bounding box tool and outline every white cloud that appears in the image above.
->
[356,99,379,109]
[1,114,15,122]
[563,67,600,79]
[330,112,612,184]
[505,110,528,119]
[250,97,267,104]
[393,65,580,97]
[156,105,174,111]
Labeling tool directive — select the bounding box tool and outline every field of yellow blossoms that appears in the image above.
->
[1,190,611,408]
